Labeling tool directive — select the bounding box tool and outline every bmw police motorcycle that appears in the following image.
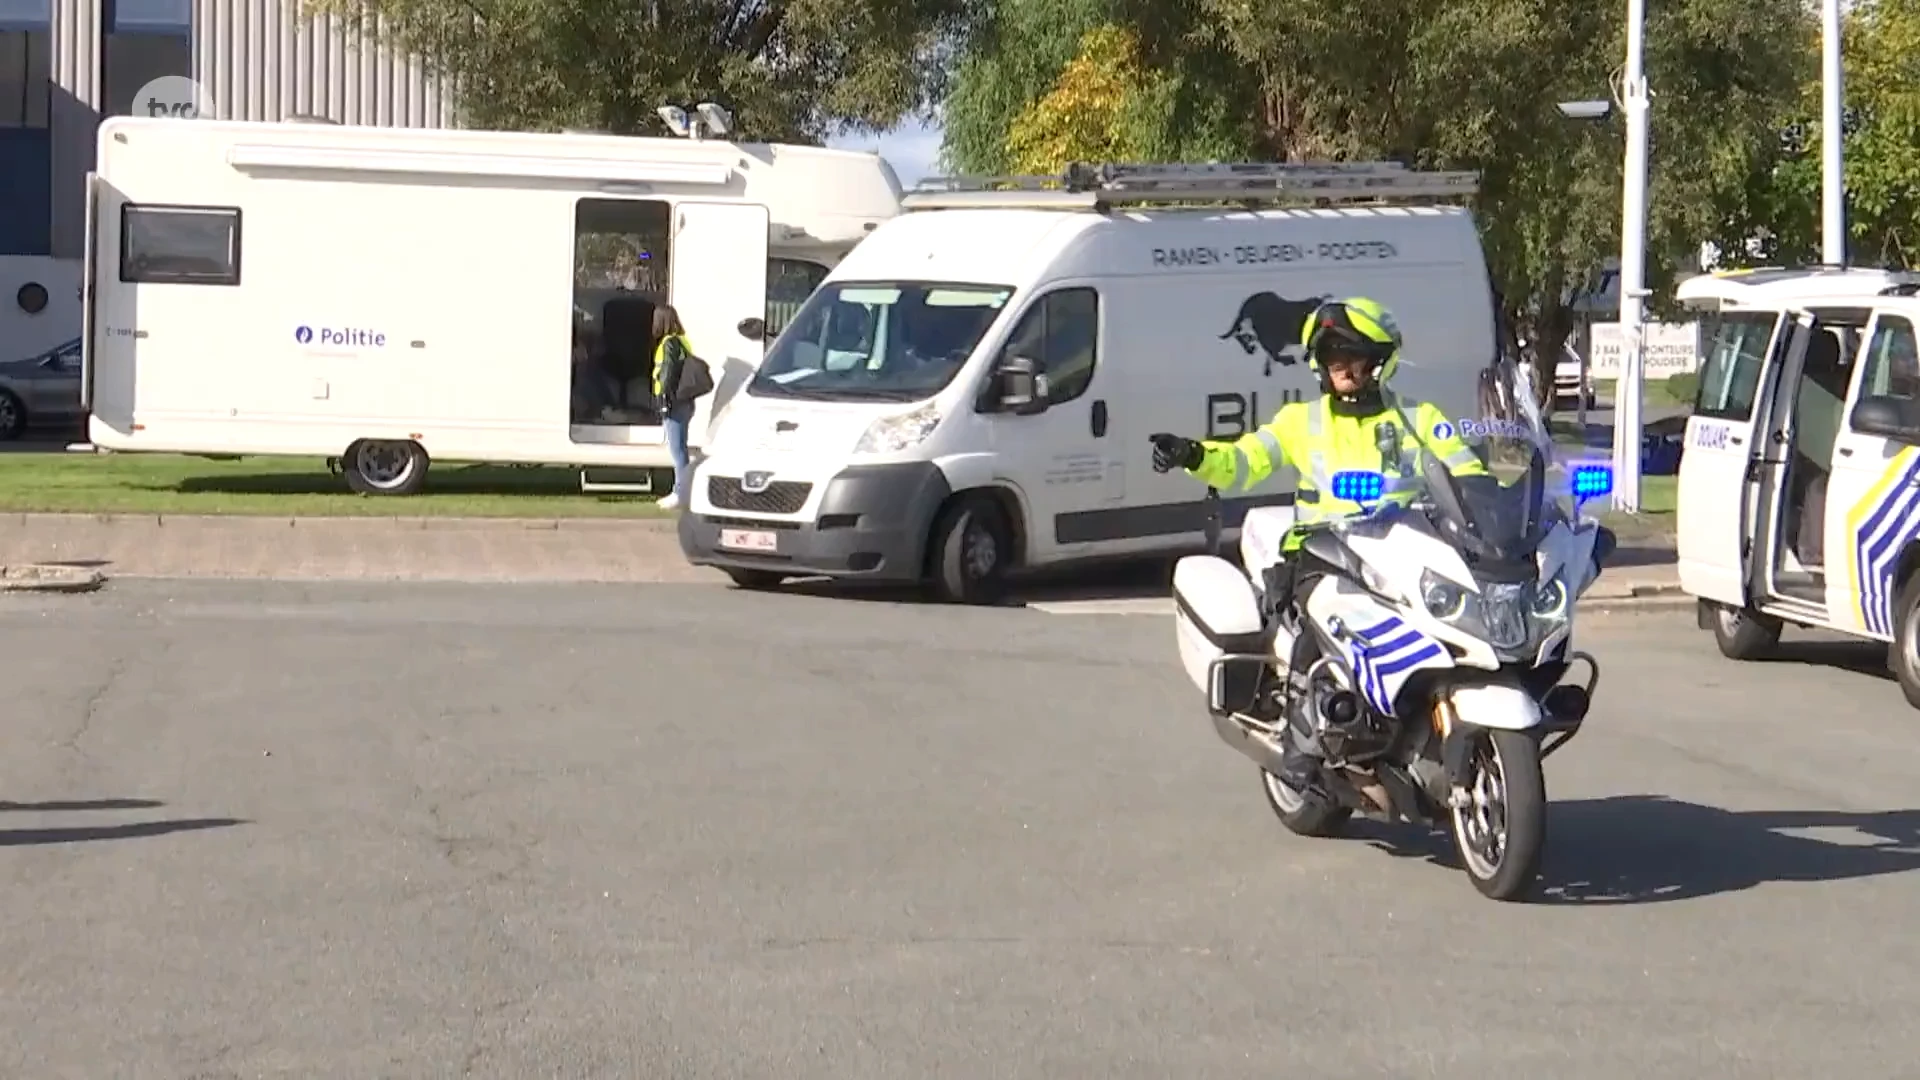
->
[1168,365,1617,900]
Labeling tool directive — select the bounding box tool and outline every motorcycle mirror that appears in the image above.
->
[1374,421,1403,473]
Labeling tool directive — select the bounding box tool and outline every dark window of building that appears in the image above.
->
[103,30,193,118]
[120,204,242,285]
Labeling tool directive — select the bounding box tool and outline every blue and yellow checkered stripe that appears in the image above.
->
[1847,447,1920,636]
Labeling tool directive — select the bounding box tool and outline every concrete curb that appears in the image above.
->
[2,512,679,533]
[0,564,107,593]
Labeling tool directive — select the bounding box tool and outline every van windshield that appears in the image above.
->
[748,282,1015,403]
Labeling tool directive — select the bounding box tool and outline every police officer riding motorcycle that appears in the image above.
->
[1149,296,1485,795]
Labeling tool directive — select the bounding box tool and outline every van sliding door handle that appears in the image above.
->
[1090,399,1109,438]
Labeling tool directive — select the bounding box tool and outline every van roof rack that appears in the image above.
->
[901,160,1480,212]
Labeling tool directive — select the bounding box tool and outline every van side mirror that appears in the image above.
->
[1851,395,1920,445]
[994,356,1048,415]
[736,317,766,342]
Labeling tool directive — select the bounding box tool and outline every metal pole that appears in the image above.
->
[1612,0,1650,513]
[1821,0,1846,265]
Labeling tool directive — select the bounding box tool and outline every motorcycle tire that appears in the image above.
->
[1260,768,1352,837]
[1448,728,1547,901]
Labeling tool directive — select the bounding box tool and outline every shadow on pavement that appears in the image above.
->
[1535,795,1920,904]
[1753,638,1894,682]
[0,818,245,847]
[1349,794,1920,904]
[0,798,163,812]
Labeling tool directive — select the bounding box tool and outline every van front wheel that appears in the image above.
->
[926,494,1011,605]
[1710,603,1780,660]
[342,439,429,496]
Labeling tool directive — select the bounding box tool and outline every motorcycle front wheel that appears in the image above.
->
[1448,728,1547,901]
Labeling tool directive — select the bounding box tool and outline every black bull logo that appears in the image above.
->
[1219,292,1330,376]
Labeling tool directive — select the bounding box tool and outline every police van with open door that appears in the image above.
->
[1674,266,1920,703]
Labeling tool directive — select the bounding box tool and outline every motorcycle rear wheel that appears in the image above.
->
[1448,728,1546,901]
[1261,768,1353,837]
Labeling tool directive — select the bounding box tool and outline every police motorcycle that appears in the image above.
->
[1166,397,1617,901]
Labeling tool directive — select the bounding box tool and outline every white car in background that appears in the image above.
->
[0,337,83,440]
[1553,341,1597,411]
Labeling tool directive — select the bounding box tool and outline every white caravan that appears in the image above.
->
[679,161,1510,601]
[81,117,902,493]
[1671,265,1920,705]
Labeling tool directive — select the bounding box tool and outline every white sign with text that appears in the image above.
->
[1586,321,1701,378]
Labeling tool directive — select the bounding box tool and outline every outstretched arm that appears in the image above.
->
[1191,420,1293,493]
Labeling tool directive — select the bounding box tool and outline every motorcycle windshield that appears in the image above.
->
[1415,358,1577,564]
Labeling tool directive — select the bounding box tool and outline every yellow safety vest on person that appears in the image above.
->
[651,333,692,405]
[1189,393,1486,535]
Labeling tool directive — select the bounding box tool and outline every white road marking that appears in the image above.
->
[1028,597,1173,616]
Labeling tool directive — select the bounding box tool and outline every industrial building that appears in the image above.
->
[0,0,454,260]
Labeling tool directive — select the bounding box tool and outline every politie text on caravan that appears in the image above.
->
[1150,241,1399,269]
[294,325,388,348]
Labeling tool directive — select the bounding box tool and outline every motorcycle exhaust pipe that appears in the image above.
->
[1208,687,1390,814]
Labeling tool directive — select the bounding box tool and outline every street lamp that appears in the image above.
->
[1821,0,1846,264]
[657,102,735,141]
[1557,100,1612,121]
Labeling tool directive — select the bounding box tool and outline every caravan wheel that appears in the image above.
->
[342,439,429,496]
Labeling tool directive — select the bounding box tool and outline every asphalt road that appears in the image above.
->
[3,581,1917,1078]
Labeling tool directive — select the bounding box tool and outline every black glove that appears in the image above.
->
[1149,433,1205,473]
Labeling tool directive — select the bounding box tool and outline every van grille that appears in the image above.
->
[708,476,813,515]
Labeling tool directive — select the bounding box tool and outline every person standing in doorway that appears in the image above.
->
[650,305,715,510]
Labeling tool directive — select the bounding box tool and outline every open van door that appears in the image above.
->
[78,171,101,414]
[670,202,769,447]
[1677,308,1795,605]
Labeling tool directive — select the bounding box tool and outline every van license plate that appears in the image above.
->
[718,528,777,553]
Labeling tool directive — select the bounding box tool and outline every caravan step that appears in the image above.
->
[578,467,663,495]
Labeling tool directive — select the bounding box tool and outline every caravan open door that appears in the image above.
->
[78,171,101,417]
[670,202,768,448]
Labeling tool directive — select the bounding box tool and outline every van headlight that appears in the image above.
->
[1420,569,1467,621]
[1530,577,1570,619]
[854,403,942,454]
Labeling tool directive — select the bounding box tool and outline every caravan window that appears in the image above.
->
[1693,312,1776,421]
[766,258,830,338]
[119,204,241,286]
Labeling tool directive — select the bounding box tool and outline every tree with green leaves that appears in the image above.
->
[1756,0,1920,267]
[943,0,1813,399]
[304,0,970,140]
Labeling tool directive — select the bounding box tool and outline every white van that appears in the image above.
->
[80,117,901,493]
[679,161,1508,600]
[1673,265,1920,704]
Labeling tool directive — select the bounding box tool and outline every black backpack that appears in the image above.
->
[676,351,715,401]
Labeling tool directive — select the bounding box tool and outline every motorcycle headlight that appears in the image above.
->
[1420,569,1467,621]
[853,403,942,454]
[1530,577,1570,619]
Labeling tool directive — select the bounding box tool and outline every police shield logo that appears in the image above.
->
[1218,291,1330,376]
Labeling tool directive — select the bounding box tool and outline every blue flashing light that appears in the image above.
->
[1331,469,1386,504]
[1571,464,1614,501]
